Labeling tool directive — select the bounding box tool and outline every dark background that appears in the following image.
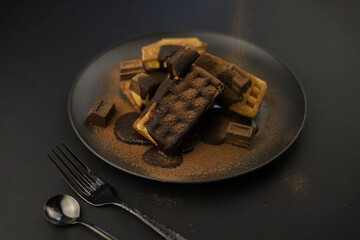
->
[1,1,359,239]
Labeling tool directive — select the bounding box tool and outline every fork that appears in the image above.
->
[47,142,187,240]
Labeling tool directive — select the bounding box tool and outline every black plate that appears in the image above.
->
[68,31,306,183]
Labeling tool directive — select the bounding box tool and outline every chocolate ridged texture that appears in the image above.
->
[141,66,224,155]
[166,47,200,78]
[158,45,185,63]
[129,73,162,99]
[194,53,252,106]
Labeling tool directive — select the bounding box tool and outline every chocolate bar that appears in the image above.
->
[119,59,144,81]
[158,45,185,66]
[86,99,115,127]
[142,38,207,70]
[224,122,255,149]
[133,66,224,154]
[166,47,200,79]
[194,53,266,118]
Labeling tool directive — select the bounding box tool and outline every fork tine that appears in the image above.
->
[50,147,96,193]
[55,145,99,189]
[47,153,91,197]
[60,141,105,185]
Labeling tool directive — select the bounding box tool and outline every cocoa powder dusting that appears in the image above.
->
[88,66,295,181]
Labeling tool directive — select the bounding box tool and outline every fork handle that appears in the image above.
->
[112,201,187,240]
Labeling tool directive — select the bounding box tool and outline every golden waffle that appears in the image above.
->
[195,53,267,118]
[229,66,267,118]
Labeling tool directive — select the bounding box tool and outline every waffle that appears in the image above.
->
[229,68,267,118]
[142,38,207,70]
[133,65,224,154]
[194,53,266,118]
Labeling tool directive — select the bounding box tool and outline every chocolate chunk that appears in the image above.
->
[158,45,185,63]
[224,122,255,149]
[166,47,200,78]
[119,59,144,81]
[134,66,224,155]
[229,64,252,95]
[86,99,115,127]
[114,113,151,145]
[129,73,162,100]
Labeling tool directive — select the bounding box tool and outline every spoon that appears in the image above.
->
[44,195,118,240]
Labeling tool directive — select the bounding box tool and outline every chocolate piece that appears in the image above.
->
[129,73,162,100]
[133,66,224,155]
[114,113,151,145]
[158,45,185,63]
[224,122,255,149]
[86,99,115,127]
[194,53,252,106]
[166,47,200,78]
[119,59,144,81]
[229,64,252,95]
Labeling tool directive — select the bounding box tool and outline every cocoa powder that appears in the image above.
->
[89,66,294,181]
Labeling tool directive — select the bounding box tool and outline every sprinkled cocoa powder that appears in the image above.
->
[88,66,295,182]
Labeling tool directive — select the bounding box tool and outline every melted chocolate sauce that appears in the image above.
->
[143,148,183,168]
[114,112,151,145]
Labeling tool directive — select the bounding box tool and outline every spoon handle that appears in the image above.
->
[78,221,118,240]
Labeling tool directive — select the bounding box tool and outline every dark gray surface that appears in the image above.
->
[0,1,359,239]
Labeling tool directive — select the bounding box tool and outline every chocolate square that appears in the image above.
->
[86,99,115,127]
[224,122,255,149]
[119,59,144,81]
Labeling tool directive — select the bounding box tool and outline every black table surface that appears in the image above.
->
[1,1,359,239]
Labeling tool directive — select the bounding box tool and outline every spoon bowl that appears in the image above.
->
[44,194,80,225]
[44,194,118,240]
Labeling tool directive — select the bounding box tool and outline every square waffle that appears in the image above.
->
[195,53,266,118]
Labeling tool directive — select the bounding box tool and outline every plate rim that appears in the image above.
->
[67,30,307,184]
